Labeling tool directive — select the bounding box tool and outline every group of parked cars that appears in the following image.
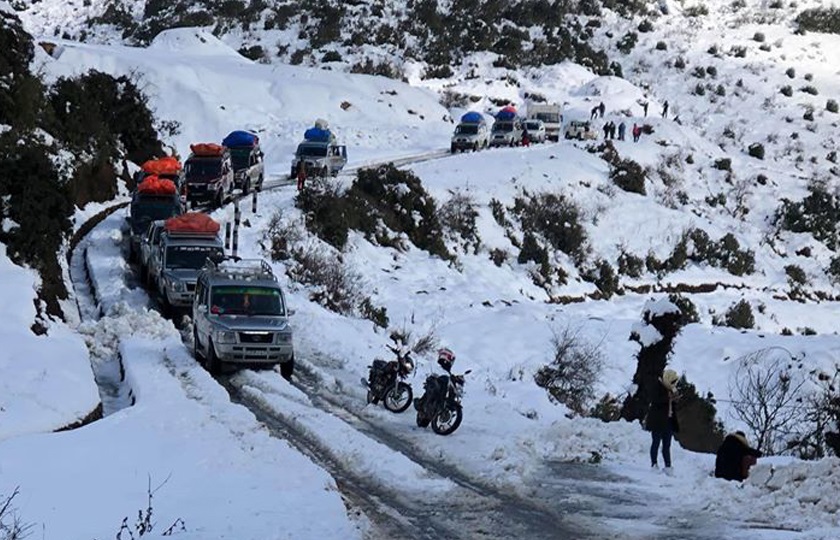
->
[125,130,296,379]
[450,103,598,152]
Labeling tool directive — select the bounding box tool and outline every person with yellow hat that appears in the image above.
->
[646,368,680,474]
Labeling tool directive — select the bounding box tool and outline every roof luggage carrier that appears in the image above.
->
[203,257,276,282]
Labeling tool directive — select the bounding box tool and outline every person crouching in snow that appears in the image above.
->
[646,368,680,474]
[715,431,762,481]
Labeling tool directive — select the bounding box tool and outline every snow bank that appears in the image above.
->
[0,244,99,440]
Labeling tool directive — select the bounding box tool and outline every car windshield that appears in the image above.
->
[535,113,560,123]
[186,160,221,179]
[297,144,328,158]
[165,246,223,270]
[456,124,479,135]
[210,286,285,316]
[229,149,251,170]
[493,122,513,133]
[525,122,540,130]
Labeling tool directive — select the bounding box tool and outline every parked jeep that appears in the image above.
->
[127,176,183,262]
[149,213,224,315]
[290,141,347,178]
[139,219,166,286]
[223,131,264,194]
[451,111,489,153]
[193,258,295,378]
[489,106,524,147]
[184,144,234,208]
[523,119,547,143]
[564,120,598,141]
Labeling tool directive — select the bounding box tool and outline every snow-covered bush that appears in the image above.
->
[674,375,725,453]
[827,99,839,113]
[617,31,638,54]
[621,298,684,422]
[618,250,644,278]
[716,299,755,329]
[780,85,793,97]
[748,142,765,159]
[786,67,796,78]
[796,7,840,35]
[534,326,604,416]
[684,4,709,17]
[440,190,481,254]
[668,293,700,324]
[512,191,589,265]
[785,264,809,299]
[610,158,647,195]
[776,180,840,250]
[666,228,756,276]
[582,259,619,299]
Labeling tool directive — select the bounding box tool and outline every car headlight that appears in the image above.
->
[277,332,292,343]
[215,330,237,344]
[167,279,186,292]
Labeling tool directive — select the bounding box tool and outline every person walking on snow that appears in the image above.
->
[603,122,610,140]
[642,101,649,117]
[618,122,626,141]
[646,369,680,474]
[590,106,599,120]
[598,101,606,118]
[608,121,616,140]
[296,160,307,191]
[715,431,762,481]
[521,125,530,147]
[662,100,669,118]
[632,123,641,142]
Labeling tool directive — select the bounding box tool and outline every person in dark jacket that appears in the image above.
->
[618,122,626,141]
[598,101,606,118]
[715,431,763,481]
[646,369,679,473]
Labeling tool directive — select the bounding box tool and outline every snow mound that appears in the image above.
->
[148,28,246,60]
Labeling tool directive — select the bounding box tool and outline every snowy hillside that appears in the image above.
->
[3,1,840,539]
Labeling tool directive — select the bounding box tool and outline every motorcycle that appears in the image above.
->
[414,368,471,435]
[361,345,415,413]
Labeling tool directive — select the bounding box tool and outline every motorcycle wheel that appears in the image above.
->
[383,382,413,413]
[431,404,463,436]
[366,389,376,404]
[416,412,431,428]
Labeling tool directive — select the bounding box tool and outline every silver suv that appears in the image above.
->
[151,229,224,314]
[192,258,294,378]
[291,141,347,178]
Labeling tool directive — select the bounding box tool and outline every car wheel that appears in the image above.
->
[280,356,294,381]
[193,327,205,361]
[450,145,456,154]
[206,341,222,375]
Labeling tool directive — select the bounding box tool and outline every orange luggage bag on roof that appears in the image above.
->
[142,156,182,175]
[190,143,224,157]
[137,175,177,195]
[164,212,221,234]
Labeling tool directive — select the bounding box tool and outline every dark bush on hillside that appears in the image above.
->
[666,228,755,276]
[582,259,619,299]
[321,50,342,62]
[800,85,819,96]
[512,192,588,264]
[685,4,710,17]
[350,58,402,80]
[48,70,162,164]
[776,181,840,250]
[674,376,726,453]
[610,158,647,195]
[674,56,686,69]
[713,158,732,171]
[748,142,765,160]
[827,99,839,113]
[618,251,644,278]
[440,190,480,254]
[796,8,840,35]
[780,85,793,97]
[828,256,840,284]
[637,19,654,32]
[238,45,265,61]
[655,41,667,51]
[717,299,755,329]
[786,67,796,78]
[617,31,638,54]
[668,293,700,324]
[785,264,809,298]
[753,32,766,42]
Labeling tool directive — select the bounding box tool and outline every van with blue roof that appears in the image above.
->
[290,119,347,178]
[450,111,490,153]
[489,106,524,147]
[222,130,264,194]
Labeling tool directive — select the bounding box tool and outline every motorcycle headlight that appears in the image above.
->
[215,330,237,344]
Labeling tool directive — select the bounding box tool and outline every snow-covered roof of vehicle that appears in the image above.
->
[203,257,277,283]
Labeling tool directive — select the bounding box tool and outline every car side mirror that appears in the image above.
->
[287,309,296,316]
[197,304,207,312]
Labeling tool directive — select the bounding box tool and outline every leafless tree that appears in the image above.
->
[0,488,33,540]
[729,348,808,454]
[535,325,604,415]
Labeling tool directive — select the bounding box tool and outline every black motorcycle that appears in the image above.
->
[414,368,471,435]
[362,345,414,413]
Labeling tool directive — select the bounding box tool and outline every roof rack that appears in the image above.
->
[203,257,276,281]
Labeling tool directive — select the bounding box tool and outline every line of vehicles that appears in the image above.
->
[449,102,598,153]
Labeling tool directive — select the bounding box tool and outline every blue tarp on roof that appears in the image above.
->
[304,127,332,142]
[495,110,517,121]
[460,111,484,124]
[223,130,258,147]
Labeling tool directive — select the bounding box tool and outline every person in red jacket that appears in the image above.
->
[632,123,642,142]
[296,161,307,191]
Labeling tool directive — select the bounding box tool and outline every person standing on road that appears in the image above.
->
[618,122,626,141]
[296,161,307,191]
[522,125,530,147]
[598,101,606,118]
[642,101,649,117]
[662,100,670,118]
[646,369,680,474]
